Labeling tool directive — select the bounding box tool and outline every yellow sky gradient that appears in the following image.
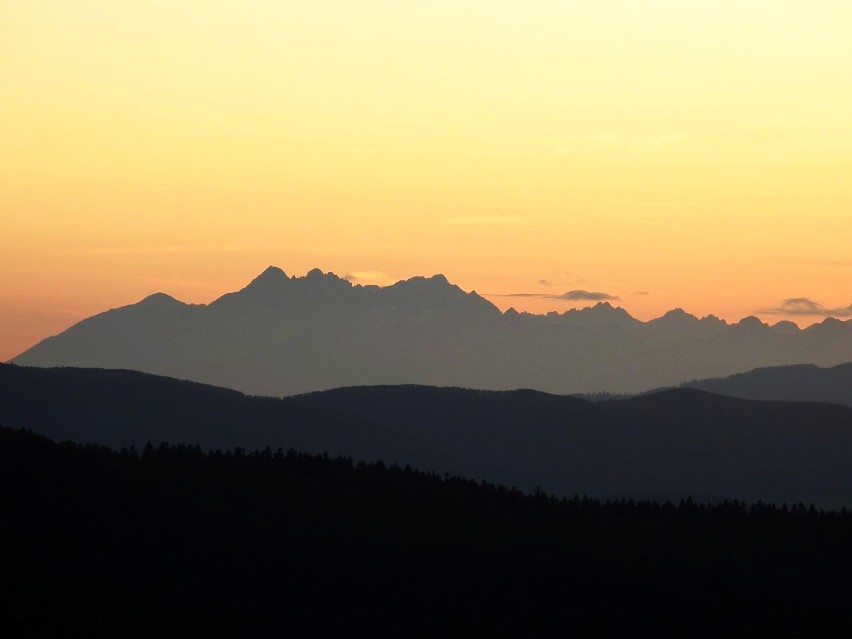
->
[2,1,851,360]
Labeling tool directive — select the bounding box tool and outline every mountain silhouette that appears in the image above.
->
[675,362,852,407]
[10,267,852,396]
[4,363,852,508]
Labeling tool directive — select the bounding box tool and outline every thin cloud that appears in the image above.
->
[487,290,620,302]
[343,271,395,286]
[762,298,852,317]
[632,291,650,296]
[558,290,621,301]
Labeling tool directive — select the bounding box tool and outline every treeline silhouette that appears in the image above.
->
[3,425,852,636]
[6,363,852,507]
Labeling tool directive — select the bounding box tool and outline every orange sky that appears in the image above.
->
[2,1,851,361]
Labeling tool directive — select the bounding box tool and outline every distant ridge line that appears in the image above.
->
[10,267,852,397]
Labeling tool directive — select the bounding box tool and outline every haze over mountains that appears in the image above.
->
[12,267,852,396]
[4,362,852,508]
[567,362,852,407]
[678,363,852,408]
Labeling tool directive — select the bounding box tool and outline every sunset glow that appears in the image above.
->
[2,0,851,360]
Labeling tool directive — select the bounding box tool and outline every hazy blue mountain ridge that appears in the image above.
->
[12,267,852,396]
[576,362,852,407]
[677,362,852,407]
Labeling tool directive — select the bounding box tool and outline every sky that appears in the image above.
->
[2,0,851,361]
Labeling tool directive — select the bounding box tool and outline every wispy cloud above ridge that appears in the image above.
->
[343,271,396,286]
[487,290,620,302]
[762,298,852,317]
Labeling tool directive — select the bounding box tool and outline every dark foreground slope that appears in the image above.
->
[679,362,852,407]
[3,426,852,636]
[3,363,852,507]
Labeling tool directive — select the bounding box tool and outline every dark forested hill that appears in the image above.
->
[291,384,852,508]
[0,362,413,459]
[11,266,852,396]
[3,363,852,508]
[2,425,852,636]
[677,362,852,407]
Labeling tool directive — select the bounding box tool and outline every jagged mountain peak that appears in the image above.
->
[558,302,637,328]
[245,265,289,289]
[805,316,852,334]
[301,267,351,287]
[647,308,698,326]
[769,320,800,335]
[209,265,292,307]
[258,265,289,280]
[139,292,183,306]
[393,273,452,287]
[368,274,499,317]
[387,274,461,295]
[662,308,694,319]
[238,265,352,295]
[735,316,767,330]
[304,267,337,281]
[210,266,496,314]
[589,302,632,316]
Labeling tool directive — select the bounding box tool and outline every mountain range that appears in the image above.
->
[11,267,852,396]
[4,362,852,508]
